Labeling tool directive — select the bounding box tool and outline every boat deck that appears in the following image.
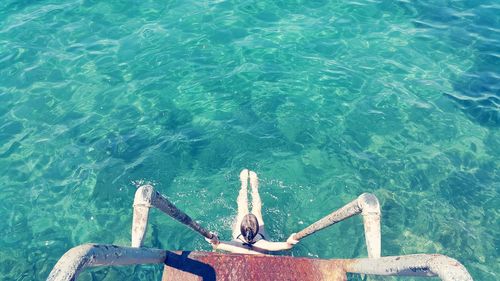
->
[163,251,347,281]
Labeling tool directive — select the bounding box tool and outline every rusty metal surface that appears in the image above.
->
[163,251,347,281]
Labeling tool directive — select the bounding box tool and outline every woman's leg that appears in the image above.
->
[232,169,249,239]
[249,171,265,226]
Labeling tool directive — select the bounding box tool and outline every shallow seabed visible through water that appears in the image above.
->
[0,0,498,280]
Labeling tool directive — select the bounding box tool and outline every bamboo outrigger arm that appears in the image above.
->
[293,193,381,258]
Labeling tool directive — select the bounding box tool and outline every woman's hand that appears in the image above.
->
[205,234,220,249]
[286,233,299,245]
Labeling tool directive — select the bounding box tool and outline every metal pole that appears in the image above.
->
[343,254,473,281]
[47,244,167,281]
[293,193,381,258]
[132,185,218,247]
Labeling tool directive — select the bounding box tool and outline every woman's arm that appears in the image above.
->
[253,234,299,252]
[215,242,264,255]
[252,240,292,251]
[205,234,299,254]
[214,240,292,253]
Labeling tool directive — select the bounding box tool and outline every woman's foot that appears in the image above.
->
[240,169,249,189]
[249,171,259,191]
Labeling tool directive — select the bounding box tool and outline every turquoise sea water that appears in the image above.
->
[0,0,498,280]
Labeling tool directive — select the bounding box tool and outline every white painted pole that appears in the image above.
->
[47,244,166,281]
[293,193,381,258]
[344,254,473,281]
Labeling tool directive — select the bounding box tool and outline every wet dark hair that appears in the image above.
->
[240,213,259,244]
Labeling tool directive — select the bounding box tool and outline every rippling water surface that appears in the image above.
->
[0,0,498,280]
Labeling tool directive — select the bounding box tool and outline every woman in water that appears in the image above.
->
[205,169,299,254]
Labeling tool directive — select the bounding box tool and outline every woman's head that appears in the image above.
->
[240,213,260,244]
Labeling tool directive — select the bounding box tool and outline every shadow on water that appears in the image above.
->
[400,0,499,128]
[447,36,499,128]
[444,88,499,128]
